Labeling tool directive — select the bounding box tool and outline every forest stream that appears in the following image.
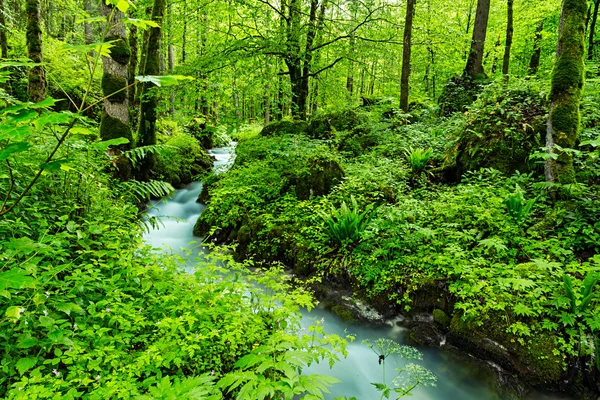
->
[143,146,570,400]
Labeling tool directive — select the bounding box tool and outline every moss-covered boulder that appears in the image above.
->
[185,116,214,150]
[287,154,344,200]
[438,75,487,117]
[260,119,308,137]
[448,313,564,388]
[447,80,548,179]
[307,109,369,140]
[152,133,213,188]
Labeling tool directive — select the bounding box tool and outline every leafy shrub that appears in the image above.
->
[153,132,213,187]
[320,196,374,247]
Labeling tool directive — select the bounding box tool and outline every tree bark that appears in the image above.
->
[588,0,600,60]
[99,2,132,179]
[137,0,166,181]
[400,0,416,112]
[502,0,514,76]
[464,0,491,79]
[181,0,187,63]
[26,0,46,103]
[128,23,138,106]
[0,0,8,59]
[528,21,544,74]
[545,0,587,185]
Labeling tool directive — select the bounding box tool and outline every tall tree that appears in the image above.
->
[400,0,416,112]
[502,0,514,77]
[0,0,8,59]
[137,0,166,181]
[26,0,46,102]
[528,20,544,75]
[588,0,600,60]
[545,0,587,184]
[464,0,491,78]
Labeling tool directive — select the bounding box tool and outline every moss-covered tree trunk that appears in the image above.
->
[464,0,491,79]
[137,0,166,181]
[588,0,600,60]
[502,0,514,77]
[0,0,8,60]
[400,0,416,112]
[545,0,587,184]
[26,0,46,103]
[100,3,132,179]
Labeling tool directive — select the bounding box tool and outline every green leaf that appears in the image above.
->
[70,126,97,136]
[41,159,72,173]
[125,18,159,29]
[91,137,130,151]
[17,336,38,348]
[135,75,194,87]
[5,306,23,321]
[0,142,32,162]
[61,42,115,58]
[75,16,107,24]
[16,357,38,376]
[0,268,35,290]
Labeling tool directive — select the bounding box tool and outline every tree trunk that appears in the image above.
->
[26,0,46,103]
[502,0,514,76]
[0,0,8,59]
[137,0,166,181]
[181,0,187,63]
[528,21,544,74]
[128,23,138,106]
[588,0,600,60]
[464,0,491,79]
[545,0,587,185]
[99,3,132,179]
[400,0,416,112]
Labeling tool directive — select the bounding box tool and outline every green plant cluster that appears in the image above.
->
[196,80,600,389]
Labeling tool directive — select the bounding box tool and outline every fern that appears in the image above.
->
[403,147,433,173]
[504,184,537,222]
[320,196,374,247]
[118,179,175,203]
[123,144,175,168]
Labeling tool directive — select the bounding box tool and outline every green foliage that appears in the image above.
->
[320,196,373,247]
[504,184,537,222]
[403,147,433,174]
[153,132,213,187]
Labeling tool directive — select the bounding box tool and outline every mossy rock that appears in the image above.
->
[448,81,548,179]
[100,112,133,143]
[448,313,564,387]
[260,120,308,137]
[329,305,357,324]
[185,116,214,149]
[433,309,450,329]
[288,155,344,200]
[307,109,369,140]
[438,75,487,117]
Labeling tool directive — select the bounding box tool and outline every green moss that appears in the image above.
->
[330,305,357,323]
[260,120,308,137]
[438,75,487,117]
[293,156,344,200]
[100,112,133,143]
[106,36,131,65]
[102,73,127,103]
[307,109,368,140]
[433,309,450,329]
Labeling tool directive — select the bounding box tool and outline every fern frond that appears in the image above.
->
[123,144,176,168]
[118,179,175,203]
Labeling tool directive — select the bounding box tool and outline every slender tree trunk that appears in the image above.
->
[464,0,491,78]
[528,21,544,74]
[167,1,175,115]
[181,0,187,63]
[26,0,46,102]
[99,3,132,179]
[137,0,166,181]
[0,0,8,59]
[128,23,138,106]
[545,0,587,185]
[502,0,514,77]
[400,0,416,112]
[588,0,600,60]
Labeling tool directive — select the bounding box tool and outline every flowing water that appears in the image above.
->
[143,145,572,400]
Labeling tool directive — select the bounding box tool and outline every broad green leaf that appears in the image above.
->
[135,75,194,87]
[75,16,107,24]
[0,124,36,142]
[0,268,35,290]
[18,336,38,348]
[61,42,115,58]
[91,137,130,151]
[70,126,97,136]
[125,18,159,29]
[0,142,32,162]
[0,60,42,69]
[41,159,72,173]
[5,306,23,321]
[16,357,38,376]
[580,139,600,147]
